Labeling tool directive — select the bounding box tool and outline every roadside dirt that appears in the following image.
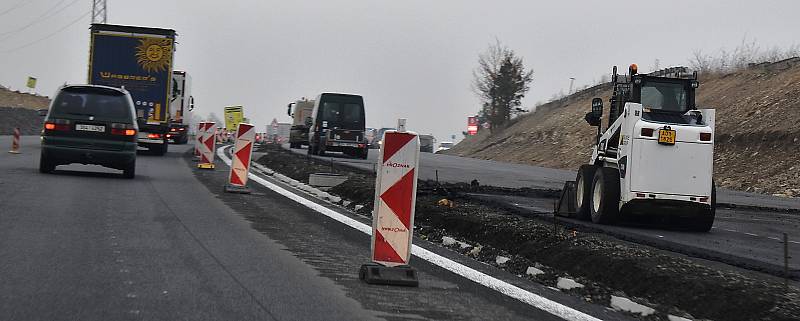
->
[256,145,800,321]
[0,107,44,135]
[446,59,800,197]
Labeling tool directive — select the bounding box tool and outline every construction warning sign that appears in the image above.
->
[371,130,420,266]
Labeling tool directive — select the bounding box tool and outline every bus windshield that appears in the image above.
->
[318,94,365,130]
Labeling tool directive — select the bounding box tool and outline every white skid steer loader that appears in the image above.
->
[556,64,716,231]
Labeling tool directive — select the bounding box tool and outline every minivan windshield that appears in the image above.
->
[51,87,133,122]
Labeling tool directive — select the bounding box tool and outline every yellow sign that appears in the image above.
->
[224,106,244,130]
[26,77,37,89]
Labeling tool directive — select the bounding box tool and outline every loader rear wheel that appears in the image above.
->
[590,167,621,224]
[575,165,597,220]
[690,182,716,232]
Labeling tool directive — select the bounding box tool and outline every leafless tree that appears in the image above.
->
[472,39,534,132]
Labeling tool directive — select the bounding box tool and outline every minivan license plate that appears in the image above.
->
[76,124,105,132]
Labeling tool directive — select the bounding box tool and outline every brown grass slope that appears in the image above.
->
[446,60,800,196]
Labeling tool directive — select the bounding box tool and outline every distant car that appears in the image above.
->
[39,85,138,178]
[371,127,396,149]
[419,134,435,153]
[436,141,454,153]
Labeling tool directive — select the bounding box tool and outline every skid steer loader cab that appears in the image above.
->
[569,65,716,231]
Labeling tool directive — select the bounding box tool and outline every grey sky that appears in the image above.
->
[1,0,799,142]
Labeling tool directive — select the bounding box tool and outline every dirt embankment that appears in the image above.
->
[255,146,800,321]
[446,59,800,196]
[0,85,50,135]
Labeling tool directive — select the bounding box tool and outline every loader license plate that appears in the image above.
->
[658,129,676,145]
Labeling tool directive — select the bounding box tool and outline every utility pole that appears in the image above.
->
[568,77,576,95]
[92,0,107,24]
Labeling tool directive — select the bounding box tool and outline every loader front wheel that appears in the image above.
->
[590,167,621,224]
[575,164,597,220]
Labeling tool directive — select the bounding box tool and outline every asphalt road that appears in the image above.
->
[285,145,800,210]
[0,136,627,321]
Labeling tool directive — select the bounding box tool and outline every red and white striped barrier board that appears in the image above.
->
[194,122,203,158]
[8,127,20,154]
[370,129,420,267]
[226,123,255,192]
[198,122,216,169]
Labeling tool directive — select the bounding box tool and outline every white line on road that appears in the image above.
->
[217,147,602,321]
[744,232,759,237]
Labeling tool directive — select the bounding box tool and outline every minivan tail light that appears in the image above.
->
[45,119,70,131]
[111,128,137,136]
[147,133,163,139]
[641,128,654,137]
[699,132,712,141]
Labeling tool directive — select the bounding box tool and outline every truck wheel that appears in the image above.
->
[690,182,716,232]
[39,151,55,173]
[155,143,168,156]
[360,148,369,159]
[590,167,621,224]
[123,159,136,179]
[575,164,597,220]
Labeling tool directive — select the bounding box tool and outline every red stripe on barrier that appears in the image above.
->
[373,230,405,263]
[379,168,415,229]
[382,132,416,163]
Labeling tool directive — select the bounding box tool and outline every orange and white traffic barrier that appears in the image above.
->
[360,119,420,286]
[198,122,216,169]
[225,123,255,193]
[8,127,20,154]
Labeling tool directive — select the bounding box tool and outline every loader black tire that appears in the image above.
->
[575,164,597,220]
[689,182,716,232]
[590,167,621,224]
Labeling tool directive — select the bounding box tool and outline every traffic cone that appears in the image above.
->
[8,128,20,154]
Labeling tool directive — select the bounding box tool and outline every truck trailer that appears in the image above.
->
[168,70,193,144]
[88,23,176,155]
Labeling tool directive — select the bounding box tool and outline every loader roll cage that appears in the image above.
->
[606,66,699,129]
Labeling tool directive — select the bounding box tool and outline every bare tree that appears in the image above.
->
[471,40,534,132]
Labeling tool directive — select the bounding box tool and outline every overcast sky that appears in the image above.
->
[1,0,799,141]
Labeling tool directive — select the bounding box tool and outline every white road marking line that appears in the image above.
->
[656,235,664,238]
[768,237,781,241]
[744,232,759,237]
[217,147,602,321]
[723,229,737,232]
[791,241,800,245]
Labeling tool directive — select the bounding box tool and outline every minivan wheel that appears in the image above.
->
[39,152,55,173]
[123,159,136,179]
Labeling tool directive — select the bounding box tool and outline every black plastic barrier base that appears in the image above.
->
[224,184,251,194]
[359,263,419,287]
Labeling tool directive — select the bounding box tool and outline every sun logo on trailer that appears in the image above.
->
[135,38,172,73]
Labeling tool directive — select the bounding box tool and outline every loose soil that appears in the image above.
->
[256,145,800,321]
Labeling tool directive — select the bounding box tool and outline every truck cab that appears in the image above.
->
[574,65,716,231]
[168,71,193,144]
[307,93,369,159]
[287,98,315,148]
